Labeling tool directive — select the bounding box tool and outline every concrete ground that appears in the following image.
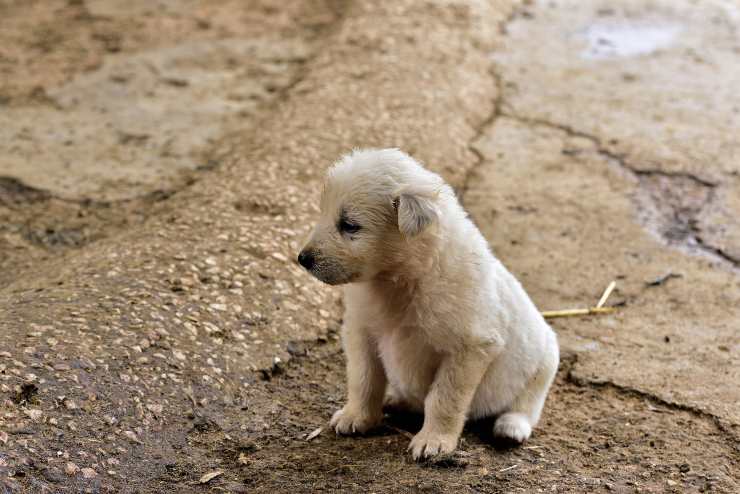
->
[0,0,738,492]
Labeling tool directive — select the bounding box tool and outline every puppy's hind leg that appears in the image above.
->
[494,336,559,443]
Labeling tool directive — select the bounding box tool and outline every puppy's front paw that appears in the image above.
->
[330,406,382,435]
[408,429,458,460]
[493,412,532,443]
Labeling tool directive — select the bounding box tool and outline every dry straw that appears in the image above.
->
[541,281,617,319]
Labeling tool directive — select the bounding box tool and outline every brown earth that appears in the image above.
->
[0,0,738,493]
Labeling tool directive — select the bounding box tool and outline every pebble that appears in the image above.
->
[124,430,142,443]
[272,252,288,262]
[42,467,65,483]
[81,467,97,479]
[24,408,42,421]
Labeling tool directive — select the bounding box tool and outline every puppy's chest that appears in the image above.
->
[358,287,444,400]
[375,323,440,399]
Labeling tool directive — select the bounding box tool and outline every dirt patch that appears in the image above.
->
[3,337,736,493]
[180,342,740,493]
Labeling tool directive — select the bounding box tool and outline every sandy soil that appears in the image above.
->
[0,0,738,493]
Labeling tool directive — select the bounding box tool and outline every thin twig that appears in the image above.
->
[596,280,617,308]
[541,281,619,319]
[385,425,414,440]
[542,307,616,319]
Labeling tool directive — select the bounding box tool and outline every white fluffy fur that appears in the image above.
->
[299,149,559,460]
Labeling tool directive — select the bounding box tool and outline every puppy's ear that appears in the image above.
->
[395,189,438,237]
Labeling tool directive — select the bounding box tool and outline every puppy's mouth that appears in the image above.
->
[307,263,357,286]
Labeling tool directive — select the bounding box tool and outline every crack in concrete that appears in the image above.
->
[0,175,175,209]
[495,112,739,269]
[562,354,740,448]
[461,46,737,270]
[459,71,503,204]
[500,113,718,187]
[0,175,177,249]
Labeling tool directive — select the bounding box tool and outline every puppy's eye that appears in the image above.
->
[338,218,361,234]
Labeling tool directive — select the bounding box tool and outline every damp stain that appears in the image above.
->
[579,21,681,60]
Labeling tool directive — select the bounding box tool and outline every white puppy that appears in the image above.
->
[298,149,559,460]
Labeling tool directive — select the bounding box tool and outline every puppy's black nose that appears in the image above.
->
[298,250,315,270]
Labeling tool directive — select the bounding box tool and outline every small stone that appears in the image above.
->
[65,462,79,475]
[124,430,142,443]
[77,358,96,370]
[306,427,323,441]
[199,470,223,484]
[81,467,97,479]
[25,408,42,421]
[42,467,65,483]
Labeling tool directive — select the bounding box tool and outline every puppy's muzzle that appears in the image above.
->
[297,250,316,271]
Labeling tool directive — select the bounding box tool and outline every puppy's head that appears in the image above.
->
[298,149,445,285]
